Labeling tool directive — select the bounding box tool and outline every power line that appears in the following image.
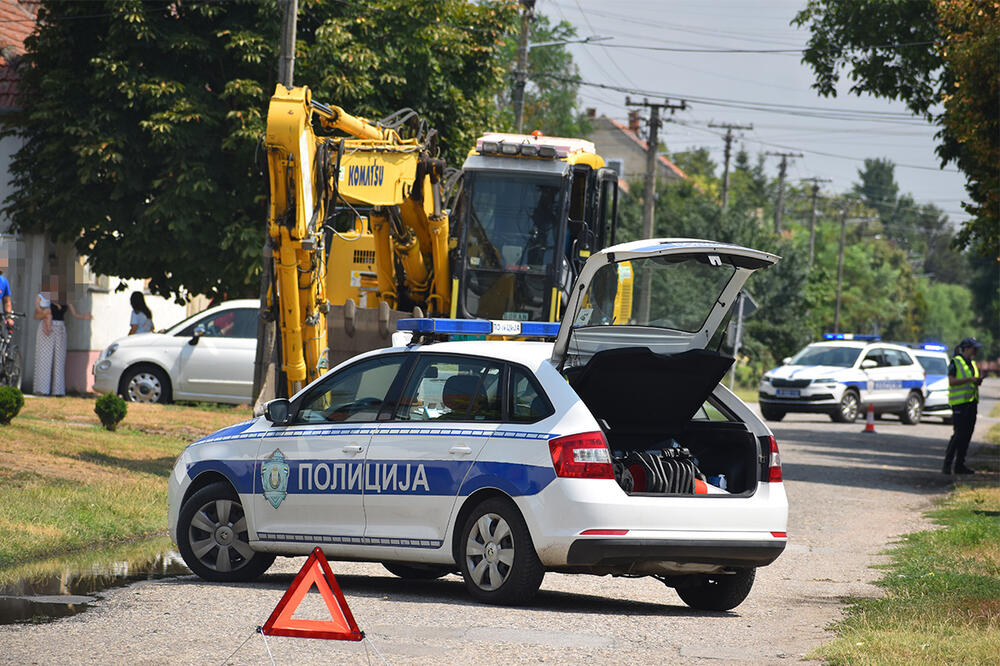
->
[593,41,936,55]
[535,73,927,123]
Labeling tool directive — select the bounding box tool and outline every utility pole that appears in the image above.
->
[766,151,802,233]
[512,0,535,133]
[708,122,752,210]
[801,177,831,268]
[254,0,299,410]
[626,96,687,323]
[834,200,849,334]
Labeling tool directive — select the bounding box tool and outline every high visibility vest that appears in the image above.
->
[948,355,979,406]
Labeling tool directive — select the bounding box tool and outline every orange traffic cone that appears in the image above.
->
[862,403,876,433]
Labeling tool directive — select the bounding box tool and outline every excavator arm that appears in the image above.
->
[261,84,450,398]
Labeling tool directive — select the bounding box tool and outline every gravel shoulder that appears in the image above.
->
[2,379,996,665]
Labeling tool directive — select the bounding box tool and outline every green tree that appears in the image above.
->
[495,13,591,137]
[2,0,516,299]
[853,158,899,232]
[616,175,812,373]
[793,0,998,258]
[921,281,978,347]
[852,158,966,284]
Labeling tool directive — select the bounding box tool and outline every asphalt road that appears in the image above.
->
[2,379,997,665]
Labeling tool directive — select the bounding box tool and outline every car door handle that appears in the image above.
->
[342,445,364,454]
[449,446,473,455]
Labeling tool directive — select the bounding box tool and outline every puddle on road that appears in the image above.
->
[0,535,190,625]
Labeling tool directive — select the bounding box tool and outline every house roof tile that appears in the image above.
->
[0,0,38,111]
[606,116,687,180]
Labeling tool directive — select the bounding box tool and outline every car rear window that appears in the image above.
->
[916,355,948,375]
[509,366,554,423]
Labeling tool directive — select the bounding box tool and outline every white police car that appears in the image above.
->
[168,239,788,611]
[758,335,926,424]
[909,344,951,423]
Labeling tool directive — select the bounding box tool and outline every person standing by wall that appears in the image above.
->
[0,267,13,329]
[33,275,93,396]
[128,291,154,335]
[942,337,983,475]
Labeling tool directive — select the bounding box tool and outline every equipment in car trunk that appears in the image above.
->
[617,444,706,495]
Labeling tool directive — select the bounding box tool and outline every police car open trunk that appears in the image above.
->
[552,239,779,496]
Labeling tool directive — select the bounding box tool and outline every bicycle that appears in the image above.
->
[0,312,25,390]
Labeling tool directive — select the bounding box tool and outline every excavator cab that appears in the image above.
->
[452,134,618,322]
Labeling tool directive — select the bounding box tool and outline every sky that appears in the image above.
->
[541,0,970,225]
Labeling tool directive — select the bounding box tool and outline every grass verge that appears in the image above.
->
[816,465,1000,663]
[0,396,250,568]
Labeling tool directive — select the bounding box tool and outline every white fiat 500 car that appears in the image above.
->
[168,239,788,610]
[93,299,258,404]
[758,335,926,424]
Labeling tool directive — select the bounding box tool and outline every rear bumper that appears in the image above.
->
[566,537,786,568]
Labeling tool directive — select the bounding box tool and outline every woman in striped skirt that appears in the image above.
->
[33,276,92,396]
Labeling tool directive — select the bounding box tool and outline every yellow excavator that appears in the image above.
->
[256,84,620,401]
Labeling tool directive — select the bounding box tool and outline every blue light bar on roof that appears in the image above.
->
[823,333,881,341]
[396,318,561,338]
[922,343,948,351]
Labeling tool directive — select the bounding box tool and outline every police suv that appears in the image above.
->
[758,335,926,424]
[168,239,788,611]
[908,344,951,423]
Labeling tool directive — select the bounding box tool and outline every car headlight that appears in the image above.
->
[103,343,118,359]
[813,378,837,384]
[761,374,773,383]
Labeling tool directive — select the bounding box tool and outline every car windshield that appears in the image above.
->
[916,355,948,375]
[791,345,861,367]
[572,254,736,333]
[463,172,563,274]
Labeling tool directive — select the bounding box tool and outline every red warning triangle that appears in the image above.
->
[262,547,363,641]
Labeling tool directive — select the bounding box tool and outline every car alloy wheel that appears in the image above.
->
[459,498,543,604]
[900,392,922,425]
[126,372,162,402]
[833,390,859,423]
[177,482,274,582]
[466,512,514,591]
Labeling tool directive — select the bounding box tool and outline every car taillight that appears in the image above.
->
[548,431,614,479]
[767,435,782,482]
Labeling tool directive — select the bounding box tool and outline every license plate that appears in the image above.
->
[776,389,800,397]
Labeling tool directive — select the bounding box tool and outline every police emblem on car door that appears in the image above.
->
[260,449,289,509]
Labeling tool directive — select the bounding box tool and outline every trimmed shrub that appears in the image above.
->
[94,393,128,431]
[0,385,24,425]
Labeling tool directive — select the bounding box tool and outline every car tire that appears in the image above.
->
[382,562,453,580]
[458,497,544,605]
[760,404,785,422]
[120,364,172,404]
[899,391,923,425]
[177,481,275,582]
[831,389,859,423]
[674,567,756,611]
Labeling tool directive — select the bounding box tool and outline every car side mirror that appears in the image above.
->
[264,398,292,425]
[861,359,877,369]
[189,324,206,346]
[782,357,792,365]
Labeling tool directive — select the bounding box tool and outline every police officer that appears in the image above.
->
[942,337,983,475]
